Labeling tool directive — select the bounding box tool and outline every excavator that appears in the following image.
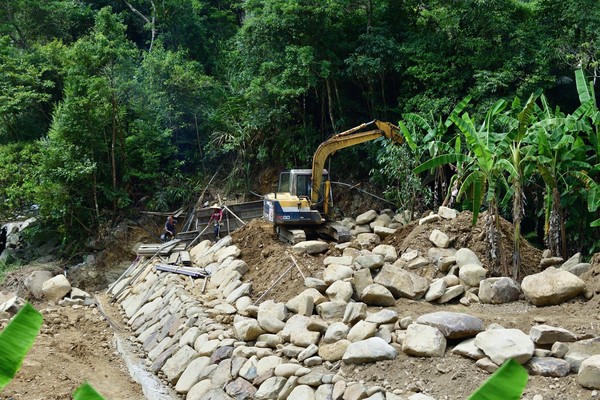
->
[263,120,403,243]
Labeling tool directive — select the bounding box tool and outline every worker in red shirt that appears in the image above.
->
[207,204,223,240]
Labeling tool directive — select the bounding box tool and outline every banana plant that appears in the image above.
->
[0,303,42,391]
[574,67,600,229]
[416,99,511,275]
[495,92,540,279]
[399,96,472,209]
[532,111,592,257]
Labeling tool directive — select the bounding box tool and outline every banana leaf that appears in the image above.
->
[576,67,592,104]
[414,153,471,174]
[0,303,43,391]
[73,382,106,400]
[468,359,528,400]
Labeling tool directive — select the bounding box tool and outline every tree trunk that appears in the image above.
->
[194,114,206,173]
[326,79,336,133]
[111,87,118,211]
[486,201,506,276]
[547,187,561,257]
[512,180,524,280]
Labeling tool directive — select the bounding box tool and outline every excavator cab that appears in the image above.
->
[264,169,337,243]
[278,169,332,212]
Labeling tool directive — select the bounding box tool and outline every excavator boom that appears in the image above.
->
[310,120,403,208]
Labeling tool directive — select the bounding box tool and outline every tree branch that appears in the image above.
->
[123,0,156,51]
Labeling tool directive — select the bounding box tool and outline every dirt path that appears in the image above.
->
[1,301,145,400]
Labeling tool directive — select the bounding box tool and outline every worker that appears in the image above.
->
[162,215,177,242]
[207,204,223,240]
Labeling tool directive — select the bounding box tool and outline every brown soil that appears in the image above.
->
[0,300,144,400]
[231,219,331,303]
[580,252,600,305]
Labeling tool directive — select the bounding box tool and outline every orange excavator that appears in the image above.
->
[263,120,403,243]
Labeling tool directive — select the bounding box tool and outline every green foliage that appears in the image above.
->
[468,359,528,400]
[372,139,431,214]
[0,37,54,143]
[0,0,599,257]
[0,303,43,390]
[0,143,39,217]
[73,382,106,400]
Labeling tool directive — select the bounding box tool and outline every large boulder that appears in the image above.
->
[416,312,484,339]
[360,284,396,307]
[356,210,378,225]
[372,245,398,263]
[529,325,577,345]
[455,248,482,267]
[41,275,72,303]
[475,329,534,365]
[402,324,447,357]
[323,264,354,285]
[342,337,398,363]
[527,357,571,377]
[233,316,265,341]
[429,229,450,248]
[459,264,488,287]
[293,241,329,255]
[373,265,429,299]
[355,233,381,249]
[579,355,600,389]
[478,277,521,304]
[286,289,327,313]
[24,270,54,299]
[354,254,384,270]
[437,206,458,219]
[521,267,585,306]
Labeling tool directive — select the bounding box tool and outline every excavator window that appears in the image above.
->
[296,175,311,198]
[278,172,291,193]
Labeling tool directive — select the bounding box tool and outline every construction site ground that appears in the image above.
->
[1,211,599,399]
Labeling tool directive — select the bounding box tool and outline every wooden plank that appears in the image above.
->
[180,251,191,266]
[159,239,182,255]
[173,243,186,252]
[168,252,180,264]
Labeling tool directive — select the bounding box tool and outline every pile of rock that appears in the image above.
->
[296,207,585,309]
[109,206,596,399]
[0,270,91,326]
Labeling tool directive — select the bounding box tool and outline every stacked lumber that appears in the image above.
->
[136,239,184,256]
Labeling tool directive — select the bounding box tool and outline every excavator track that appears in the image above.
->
[317,221,351,243]
[275,222,350,244]
[276,226,307,244]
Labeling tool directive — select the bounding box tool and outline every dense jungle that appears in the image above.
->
[0,0,598,265]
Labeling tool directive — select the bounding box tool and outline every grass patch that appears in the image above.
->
[0,257,22,286]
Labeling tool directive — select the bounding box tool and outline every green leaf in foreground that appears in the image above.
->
[0,303,43,391]
[468,358,528,400]
[73,382,106,400]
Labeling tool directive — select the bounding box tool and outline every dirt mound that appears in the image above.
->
[580,252,600,304]
[231,220,330,303]
[230,210,545,304]
[384,211,543,280]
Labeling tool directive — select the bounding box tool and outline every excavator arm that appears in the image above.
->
[310,120,403,212]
